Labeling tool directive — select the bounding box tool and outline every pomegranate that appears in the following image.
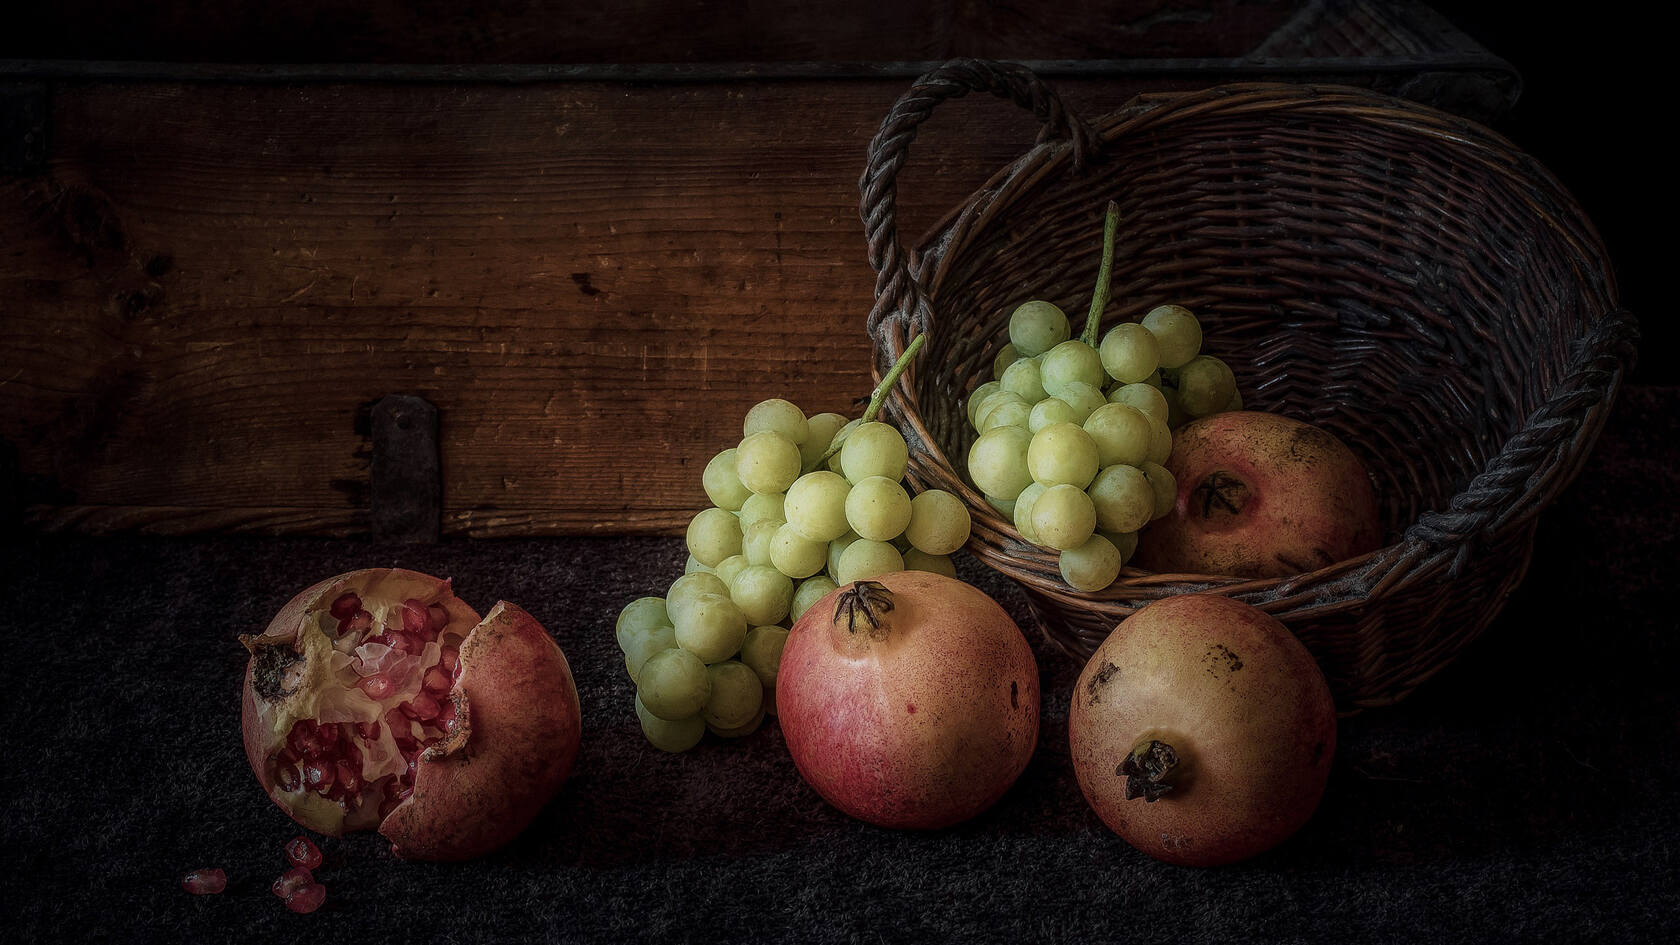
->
[180,868,227,895]
[1069,594,1336,866]
[271,866,314,899]
[1134,410,1381,577]
[240,568,582,861]
[284,835,322,869]
[777,572,1040,829]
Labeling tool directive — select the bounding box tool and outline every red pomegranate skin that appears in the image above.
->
[776,572,1040,830]
[1136,411,1381,578]
[1069,594,1336,866]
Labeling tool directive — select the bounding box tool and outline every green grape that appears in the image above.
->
[891,532,913,554]
[904,489,971,555]
[1107,382,1170,426]
[666,571,730,625]
[1028,397,1080,433]
[713,554,750,590]
[635,693,706,752]
[967,425,1033,500]
[903,548,957,578]
[1222,388,1244,413]
[703,448,752,511]
[784,470,851,542]
[800,412,850,470]
[636,647,713,720]
[1101,529,1140,564]
[845,476,913,542]
[1000,357,1048,404]
[709,704,767,738]
[674,592,749,664]
[702,660,764,730]
[792,575,838,620]
[827,532,858,581]
[1160,385,1187,430]
[836,538,904,585]
[1142,368,1163,389]
[984,493,1016,519]
[1040,340,1106,399]
[740,625,788,688]
[743,398,809,444]
[1009,300,1070,358]
[973,389,1028,431]
[739,491,787,530]
[839,421,909,485]
[1099,322,1162,384]
[1059,533,1122,592]
[967,381,1003,428]
[615,596,669,652]
[1140,461,1178,520]
[979,399,1032,432]
[991,344,1020,380]
[1141,304,1202,369]
[741,519,780,567]
[730,565,793,627]
[1058,381,1108,423]
[1145,411,1173,465]
[684,554,712,575]
[1083,403,1153,468]
[1088,464,1154,534]
[1175,355,1237,418]
[623,624,678,683]
[735,431,803,495]
[1030,483,1097,551]
[1013,481,1048,543]
[770,521,827,579]
[826,418,864,473]
[1028,422,1100,489]
[685,506,742,568]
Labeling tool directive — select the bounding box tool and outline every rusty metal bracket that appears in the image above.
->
[370,395,441,542]
[1,81,49,175]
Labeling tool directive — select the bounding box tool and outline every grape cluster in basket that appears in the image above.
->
[615,388,973,752]
[964,204,1240,591]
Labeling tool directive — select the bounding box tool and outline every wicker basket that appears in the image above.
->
[860,60,1637,710]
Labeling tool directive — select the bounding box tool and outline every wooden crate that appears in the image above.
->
[0,1,1517,537]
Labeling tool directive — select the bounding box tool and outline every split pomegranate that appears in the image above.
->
[241,568,582,861]
[1068,594,1336,866]
[180,868,227,895]
[777,572,1040,829]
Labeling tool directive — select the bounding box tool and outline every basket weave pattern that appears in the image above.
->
[859,61,1636,709]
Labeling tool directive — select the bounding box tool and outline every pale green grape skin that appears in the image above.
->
[826,418,864,473]
[1161,386,1188,430]
[1030,483,1097,551]
[1083,403,1154,468]
[623,624,678,683]
[743,398,809,444]
[636,647,713,721]
[827,532,859,581]
[708,704,767,738]
[1101,529,1140,564]
[735,431,803,495]
[984,494,1017,520]
[686,507,742,568]
[741,519,781,567]
[1059,533,1123,592]
[615,596,669,652]
[739,491,787,531]
[770,521,828,579]
[800,412,852,470]
[1175,355,1237,418]
[666,571,730,626]
[684,555,712,575]
[992,344,1020,380]
[1107,383,1170,426]
[845,476,913,542]
[792,575,838,620]
[1013,481,1048,543]
[1088,464,1155,534]
[784,470,852,542]
[1001,357,1048,404]
[1028,422,1100,489]
[904,489,972,555]
[712,554,750,590]
[974,390,1029,431]
[980,400,1033,432]
[730,565,794,627]
[1141,304,1203,369]
[740,625,789,688]
[839,421,909,484]
[674,592,749,664]
[703,449,752,511]
[1040,340,1107,399]
[1058,381,1108,424]
[1028,397,1080,434]
[635,693,706,752]
[1009,300,1071,357]
[967,425,1034,500]
[836,539,905,585]
[1099,323,1162,384]
[1223,389,1244,413]
[1140,462,1178,520]
[702,660,765,730]
[903,549,957,579]
[1145,411,1174,465]
[967,381,1003,427]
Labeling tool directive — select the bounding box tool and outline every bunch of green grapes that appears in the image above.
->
[614,394,973,752]
[964,205,1241,592]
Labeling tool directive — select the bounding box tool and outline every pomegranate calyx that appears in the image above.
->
[1194,471,1250,519]
[1119,738,1179,803]
[419,691,472,762]
[832,580,894,636]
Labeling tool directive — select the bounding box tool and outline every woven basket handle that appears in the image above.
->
[1397,308,1639,576]
[860,59,1099,343]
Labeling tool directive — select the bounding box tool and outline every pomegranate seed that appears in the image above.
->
[392,631,424,655]
[288,722,326,758]
[285,883,327,914]
[284,836,322,869]
[335,760,362,794]
[396,784,414,801]
[435,698,456,726]
[272,865,314,898]
[316,723,339,750]
[276,762,303,793]
[181,868,227,895]
[422,667,451,694]
[440,646,459,674]
[427,604,450,631]
[357,674,397,700]
[401,599,429,634]
[346,610,373,632]
[408,692,440,721]
[303,761,335,793]
[356,721,381,740]
[387,711,417,749]
[329,593,361,619]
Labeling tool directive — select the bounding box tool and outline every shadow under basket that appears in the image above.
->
[859,62,1637,711]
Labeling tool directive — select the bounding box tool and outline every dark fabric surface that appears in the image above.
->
[3,387,1676,944]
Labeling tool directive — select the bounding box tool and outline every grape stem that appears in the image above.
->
[1079,201,1121,348]
[807,333,926,472]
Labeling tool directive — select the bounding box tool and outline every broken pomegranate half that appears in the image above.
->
[240,568,581,861]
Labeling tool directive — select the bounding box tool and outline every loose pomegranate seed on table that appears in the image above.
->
[180,868,227,895]
[285,883,328,914]
[271,866,314,899]
[285,835,323,869]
